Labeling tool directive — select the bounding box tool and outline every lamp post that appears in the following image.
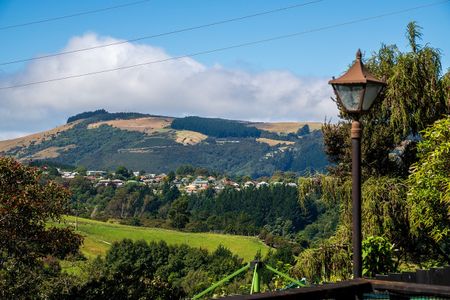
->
[329,49,386,278]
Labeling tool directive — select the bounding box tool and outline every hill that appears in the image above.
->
[0,110,328,177]
[62,216,270,261]
[251,121,322,134]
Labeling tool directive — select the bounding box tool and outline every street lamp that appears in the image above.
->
[328,49,386,278]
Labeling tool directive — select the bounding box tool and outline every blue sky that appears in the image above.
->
[0,0,449,139]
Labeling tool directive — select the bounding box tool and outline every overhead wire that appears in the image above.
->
[0,0,151,31]
[0,0,325,66]
[0,0,448,91]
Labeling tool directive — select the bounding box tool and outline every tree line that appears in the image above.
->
[171,116,261,138]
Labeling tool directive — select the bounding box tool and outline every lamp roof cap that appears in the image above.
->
[329,49,386,85]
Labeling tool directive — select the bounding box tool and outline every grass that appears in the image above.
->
[61,216,270,262]
[251,122,322,134]
[256,138,295,147]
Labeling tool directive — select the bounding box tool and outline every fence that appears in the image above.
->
[221,268,450,300]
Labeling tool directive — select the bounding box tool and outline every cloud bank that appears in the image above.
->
[0,33,337,139]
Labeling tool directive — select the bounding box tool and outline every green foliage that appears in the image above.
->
[293,177,354,282]
[115,165,133,180]
[161,182,180,204]
[176,164,195,175]
[107,184,156,219]
[168,197,190,229]
[261,249,296,290]
[301,22,450,283]
[293,226,352,283]
[166,170,176,182]
[74,165,87,176]
[0,157,82,262]
[67,109,108,123]
[171,116,261,138]
[63,215,270,262]
[67,109,151,124]
[71,239,244,298]
[361,177,410,255]
[362,236,397,277]
[29,160,75,171]
[68,172,321,238]
[0,157,83,299]
[296,208,339,247]
[189,184,314,234]
[297,124,310,136]
[323,22,449,177]
[407,116,450,244]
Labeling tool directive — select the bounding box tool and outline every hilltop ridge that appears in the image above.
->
[0,110,327,177]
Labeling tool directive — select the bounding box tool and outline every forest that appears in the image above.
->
[171,116,261,138]
[66,109,153,123]
[60,167,329,250]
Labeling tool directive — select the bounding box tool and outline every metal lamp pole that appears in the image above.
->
[329,49,386,278]
[351,120,362,277]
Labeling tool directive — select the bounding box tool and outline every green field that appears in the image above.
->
[62,216,270,261]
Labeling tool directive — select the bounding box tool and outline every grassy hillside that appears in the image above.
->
[63,216,270,261]
[0,110,328,176]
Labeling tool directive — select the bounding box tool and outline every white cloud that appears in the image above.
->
[0,33,337,139]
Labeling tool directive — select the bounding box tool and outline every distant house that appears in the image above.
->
[111,179,124,187]
[96,179,111,187]
[185,184,197,194]
[85,175,98,181]
[256,181,269,188]
[214,184,225,192]
[61,171,78,179]
[222,178,238,188]
[126,180,140,185]
[143,178,156,185]
[287,182,297,187]
[96,179,124,187]
[86,170,107,176]
[244,181,255,188]
[193,178,209,187]
[171,179,182,189]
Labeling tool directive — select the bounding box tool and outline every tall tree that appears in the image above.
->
[407,116,450,263]
[323,22,449,177]
[297,22,450,282]
[0,157,82,298]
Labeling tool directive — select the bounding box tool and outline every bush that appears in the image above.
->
[362,236,397,277]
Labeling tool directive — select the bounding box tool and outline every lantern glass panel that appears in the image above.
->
[362,83,383,111]
[333,84,363,111]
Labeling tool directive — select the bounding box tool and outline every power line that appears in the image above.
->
[1,0,448,91]
[0,0,325,66]
[0,0,151,31]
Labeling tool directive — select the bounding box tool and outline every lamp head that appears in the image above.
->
[329,49,386,116]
